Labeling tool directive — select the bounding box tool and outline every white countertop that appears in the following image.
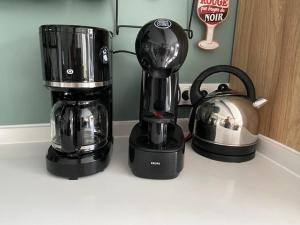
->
[0,137,300,225]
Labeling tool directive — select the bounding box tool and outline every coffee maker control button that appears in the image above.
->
[103,54,108,63]
[66,69,74,75]
[100,47,109,64]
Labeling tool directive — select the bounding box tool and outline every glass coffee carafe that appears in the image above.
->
[50,99,108,154]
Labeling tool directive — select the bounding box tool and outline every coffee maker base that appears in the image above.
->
[129,124,185,180]
[46,144,111,180]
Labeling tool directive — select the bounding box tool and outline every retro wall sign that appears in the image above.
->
[197,0,230,50]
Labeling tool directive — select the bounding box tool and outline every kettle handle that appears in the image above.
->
[190,65,256,105]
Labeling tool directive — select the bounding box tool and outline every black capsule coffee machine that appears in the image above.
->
[129,19,188,179]
[39,25,113,179]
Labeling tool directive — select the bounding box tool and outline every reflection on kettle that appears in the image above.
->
[220,116,240,131]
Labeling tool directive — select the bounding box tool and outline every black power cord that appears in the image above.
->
[112,50,136,55]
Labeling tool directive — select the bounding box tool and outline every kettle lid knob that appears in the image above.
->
[199,90,208,98]
[217,84,229,91]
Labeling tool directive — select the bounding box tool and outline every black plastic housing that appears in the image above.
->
[47,143,111,180]
[135,19,188,78]
[129,124,184,179]
[39,25,112,85]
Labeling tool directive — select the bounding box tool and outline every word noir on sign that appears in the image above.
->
[197,0,230,50]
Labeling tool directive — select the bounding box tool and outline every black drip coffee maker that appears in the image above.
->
[39,25,113,179]
[129,19,188,179]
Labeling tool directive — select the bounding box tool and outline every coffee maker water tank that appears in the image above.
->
[39,25,112,89]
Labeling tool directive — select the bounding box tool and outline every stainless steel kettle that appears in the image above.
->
[189,65,267,162]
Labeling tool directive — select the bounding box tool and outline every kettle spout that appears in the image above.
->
[253,98,268,109]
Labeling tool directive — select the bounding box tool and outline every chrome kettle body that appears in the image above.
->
[189,65,267,162]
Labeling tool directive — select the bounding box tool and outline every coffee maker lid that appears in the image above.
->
[39,25,109,34]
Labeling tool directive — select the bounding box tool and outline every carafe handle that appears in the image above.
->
[60,105,76,153]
